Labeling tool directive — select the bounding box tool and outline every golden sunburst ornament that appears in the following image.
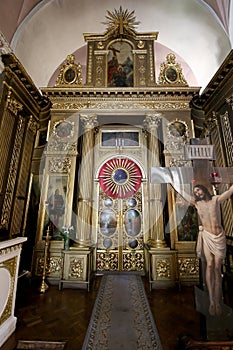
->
[102,6,140,37]
[99,158,142,198]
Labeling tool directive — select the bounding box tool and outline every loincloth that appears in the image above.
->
[196,229,226,260]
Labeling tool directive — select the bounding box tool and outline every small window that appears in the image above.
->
[102,131,139,147]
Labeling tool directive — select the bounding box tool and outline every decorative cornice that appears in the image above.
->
[2,53,51,110]
[190,50,233,110]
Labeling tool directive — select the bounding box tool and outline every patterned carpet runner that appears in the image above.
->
[82,274,163,350]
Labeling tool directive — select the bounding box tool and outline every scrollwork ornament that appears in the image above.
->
[48,158,71,173]
[69,258,83,278]
[226,95,233,110]
[206,112,218,130]
[156,258,170,278]
[27,116,38,134]
[178,257,199,277]
[169,157,190,167]
[6,91,23,116]
[165,140,184,152]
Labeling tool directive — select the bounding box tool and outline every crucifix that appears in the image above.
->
[151,140,233,340]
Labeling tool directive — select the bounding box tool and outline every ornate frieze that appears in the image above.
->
[51,100,191,111]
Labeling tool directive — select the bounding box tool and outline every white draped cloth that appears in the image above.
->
[196,229,226,260]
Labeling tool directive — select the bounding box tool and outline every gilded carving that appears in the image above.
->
[68,258,83,278]
[102,6,140,38]
[158,53,188,86]
[47,257,63,275]
[137,40,144,49]
[178,257,199,277]
[149,44,154,82]
[123,251,144,271]
[0,117,25,229]
[6,91,23,115]
[55,54,82,86]
[27,115,38,134]
[220,111,233,166]
[138,55,146,86]
[156,258,171,278]
[144,113,162,129]
[51,100,190,111]
[169,157,190,167]
[96,56,104,86]
[97,251,118,270]
[0,257,17,326]
[80,114,98,130]
[48,158,71,173]
[47,138,77,153]
[165,140,184,152]
[226,94,233,109]
[87,45,93,84]
[0,243,23,256]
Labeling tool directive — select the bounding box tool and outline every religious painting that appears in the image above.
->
[168,120,187,138]
[107,41,134,87]
[175,192,198,241]
[124,209,141,237]
[100,209,117,236]
[54,121,73,139]
[44,175,68,238]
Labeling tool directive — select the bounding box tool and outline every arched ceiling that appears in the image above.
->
[0,0,232,91]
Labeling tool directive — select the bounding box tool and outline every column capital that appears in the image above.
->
[143,113,162,130]
[80,114,98,130]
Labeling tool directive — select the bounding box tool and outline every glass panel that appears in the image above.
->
[127,198,137,208]
[124,209,141,237]
[102,132,139,147]
[100,209,117,236]
[104,197,113,207]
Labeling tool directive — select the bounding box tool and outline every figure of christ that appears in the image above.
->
[172,182,233,316]
[108,46,120,85]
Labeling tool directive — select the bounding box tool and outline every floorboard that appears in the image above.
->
[2,274,232,350]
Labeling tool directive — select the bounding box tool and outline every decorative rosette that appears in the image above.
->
[99,158,142,198]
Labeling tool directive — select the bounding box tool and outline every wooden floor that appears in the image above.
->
[2,274,232,350]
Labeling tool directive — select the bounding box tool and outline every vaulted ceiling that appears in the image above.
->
[0,0,232,92]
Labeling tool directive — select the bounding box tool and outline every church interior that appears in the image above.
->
[0,1,233,349]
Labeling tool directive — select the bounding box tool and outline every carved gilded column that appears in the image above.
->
[144,113,167,248]
[76,114,98,246]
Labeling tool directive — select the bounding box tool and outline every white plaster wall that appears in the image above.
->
[12,0,231,89]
